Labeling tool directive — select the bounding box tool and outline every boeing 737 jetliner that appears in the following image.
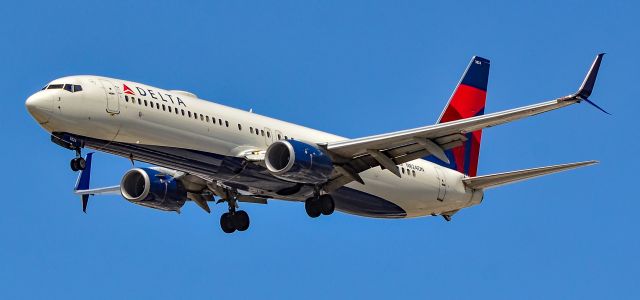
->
[25,54,606,233]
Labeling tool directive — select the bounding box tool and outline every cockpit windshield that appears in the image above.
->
[44,84,82,92]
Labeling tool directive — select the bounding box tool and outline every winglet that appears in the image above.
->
[574,53,610,115]
[576,53,605,99]
[74,153,94,213]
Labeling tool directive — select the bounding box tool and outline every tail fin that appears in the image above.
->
[427,56,490,176]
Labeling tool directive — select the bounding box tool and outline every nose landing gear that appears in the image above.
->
[70,149,86,171]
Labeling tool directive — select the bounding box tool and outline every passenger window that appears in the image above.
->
[225,121,229,127]
[206,116,209,122]
[194,113,198,120]
[261,130,264,136]
[219,119,222,126]
[63,84,73,92]
[256,130,259,136]
[267,131,270,138]
[125,95,129,102]
[156,103,160,109]
[278,134,281,140]
[188,111,192,117]
[284,136,288,140]
[162,104,166,111]
[144,100,148,106]
[250,127,254,134]
[73,85,82,92]
[200,114,204,121]
[401,168,405,174]
[150,101,154,107]
[412,170,416,177]
[181,109,185,116]
[238,124,242,131]
[168,106,172,113]
[212,118,216,124]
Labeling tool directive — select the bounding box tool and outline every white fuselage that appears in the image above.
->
[26,76,483,218]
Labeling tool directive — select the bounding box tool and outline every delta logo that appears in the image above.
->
[123,84,135,95]
[122,83,187,107]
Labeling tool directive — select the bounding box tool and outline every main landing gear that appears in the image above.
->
[70,149,86,172]
[219,196,250,234]
[305,194,335,218]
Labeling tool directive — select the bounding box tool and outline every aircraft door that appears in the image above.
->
[274,130,283,141]
[100,79,120,114]
[433,166,447,201]
[264,127,274,145]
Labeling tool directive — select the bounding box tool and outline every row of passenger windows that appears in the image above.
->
[124,95,293,140]
[401,167,417,178]
[43,84,83,92]
[125,94,417,176]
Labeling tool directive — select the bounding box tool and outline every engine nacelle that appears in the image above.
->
[120,168,187,212]
[265,140,334,184]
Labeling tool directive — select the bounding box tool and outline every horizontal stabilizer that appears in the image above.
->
[462,160,598,190]
[74,186,121,196]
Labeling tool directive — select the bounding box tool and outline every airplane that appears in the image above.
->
[25,54,607,233]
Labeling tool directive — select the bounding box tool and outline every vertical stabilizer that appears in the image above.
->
[426,56,490,176]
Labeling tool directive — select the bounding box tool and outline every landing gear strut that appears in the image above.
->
[70,149,86,172]
[305,194,334,218]
[219,196,250,234]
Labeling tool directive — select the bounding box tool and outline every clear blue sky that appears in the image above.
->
[2,1,637,299]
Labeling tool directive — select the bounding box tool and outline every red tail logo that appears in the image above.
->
[123,84,135,95]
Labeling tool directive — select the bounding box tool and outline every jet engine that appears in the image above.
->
[264,140,333,184]
[120,168,187,212]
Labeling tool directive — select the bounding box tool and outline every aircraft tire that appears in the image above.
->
[76,157,86,170]
[70,159,79,172]
[220,212,236,233]
[320,194,335,216]
[305,198,321,218]
[234,210,250,231]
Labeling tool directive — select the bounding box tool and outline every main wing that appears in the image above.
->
[323,54,606,190]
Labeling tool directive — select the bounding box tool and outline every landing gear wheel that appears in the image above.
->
[305,198,322,218]
[70,159,79,172]
[76,157,86,170]
[319,194,335,216]
[70,157,86,172]
[233,210,250,231]
[220,212,236,233]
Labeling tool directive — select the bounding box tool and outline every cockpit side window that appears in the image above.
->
[73,85,82,92]
[64,84,73,92]
[48,84,63,89]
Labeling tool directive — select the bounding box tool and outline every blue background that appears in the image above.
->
[2,1,637,299]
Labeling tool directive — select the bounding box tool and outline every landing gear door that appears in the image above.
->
[100,79,120,114]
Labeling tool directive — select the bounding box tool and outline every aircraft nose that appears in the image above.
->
[25,93,52,122]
